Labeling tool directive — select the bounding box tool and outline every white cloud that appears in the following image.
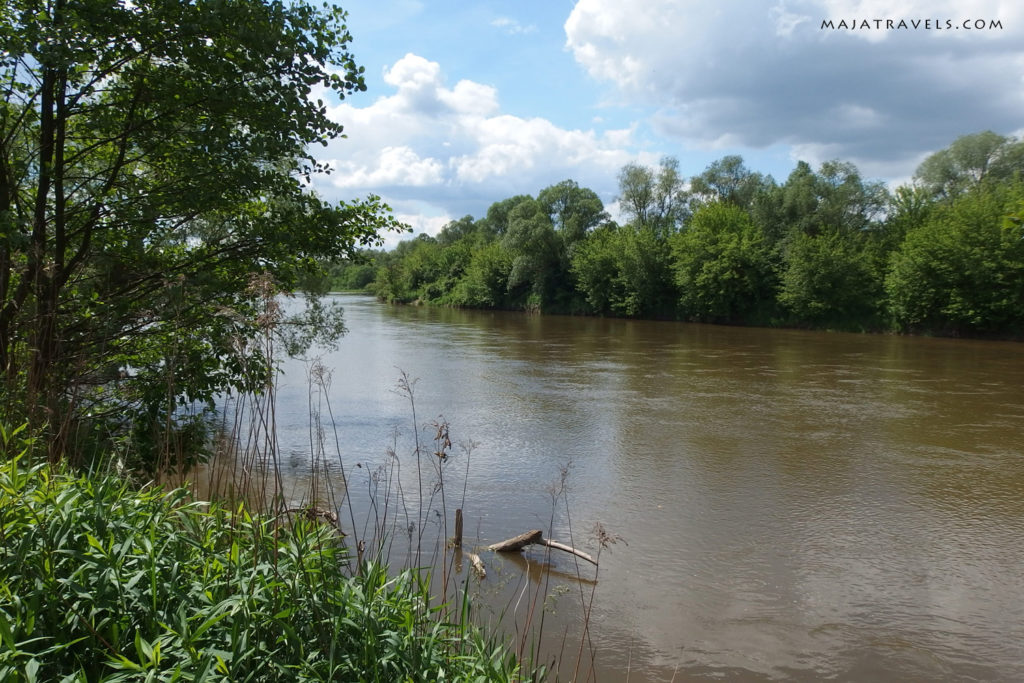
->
[438,79,499,117]
[328,146,444,188]
[491,16,538,35]
[565,0,1024,175]
[394,210,451,240]
[316,53,636,221]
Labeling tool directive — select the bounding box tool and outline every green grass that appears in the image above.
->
[0,441,519,682]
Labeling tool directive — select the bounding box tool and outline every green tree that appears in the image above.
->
[779,230,881,328]
[570,224,620,315]
[571,223,675,318]
[612,225,676,317]
[671,203,776,323]
[479,195,533,238]
[450,241,513,308]
[537,179,607,246]
[753,160,888,328]
[436,215,480,246]
[689,155,772,211]
[914,131,1024,199]
[617,157,687,235]
[886,182,1024,334]
[756,160,887,245]
[0,0,400,461]
[502,198,560,310]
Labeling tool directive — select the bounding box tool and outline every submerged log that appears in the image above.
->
[487,529,597,566]
[540,538,597,566]
[487,529,543,552]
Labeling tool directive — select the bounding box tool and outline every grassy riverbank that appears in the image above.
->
[0,435,519,682]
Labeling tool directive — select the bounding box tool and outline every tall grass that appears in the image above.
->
[0,437,519,682]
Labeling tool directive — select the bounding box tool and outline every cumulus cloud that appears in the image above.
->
[315,53,636,220]
[565,0,1024,176]
[327,146,444,189]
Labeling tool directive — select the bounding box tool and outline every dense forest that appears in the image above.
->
[336,131,1024,337]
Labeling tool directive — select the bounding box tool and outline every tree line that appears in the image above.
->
[338,131,1024,338]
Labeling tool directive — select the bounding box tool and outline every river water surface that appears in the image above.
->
[262,294,1024,682]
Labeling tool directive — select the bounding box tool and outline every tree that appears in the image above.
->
[479,195,533,238]
[617,157,687,235]
[450,242,512,309]
[886,182,1024,334]
[914,131,1024,199]
[570,225,620,315]
[779,230,881,328]
[756,160,887,244]
[1,0,401,463]
[689,155,772,211]
[436,215,479,246]
[502,198,560,310]
[570,223,675,318]
[537,179,607,246]
[671,203,776,323]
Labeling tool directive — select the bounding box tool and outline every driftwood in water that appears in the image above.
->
[541,538,597,565]
[487,529,543,552]
[487,529,597,566]
[463,550,486,578]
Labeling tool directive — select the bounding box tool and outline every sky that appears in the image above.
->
[310,0,1024,247]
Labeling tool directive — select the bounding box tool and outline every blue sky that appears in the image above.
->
[311,0,1024,246]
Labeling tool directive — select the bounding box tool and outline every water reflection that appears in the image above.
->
[265,295,1024,681]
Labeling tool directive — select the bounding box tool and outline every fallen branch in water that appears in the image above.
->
[487,529,597,566]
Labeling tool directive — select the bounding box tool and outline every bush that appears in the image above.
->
[0,448,517,682]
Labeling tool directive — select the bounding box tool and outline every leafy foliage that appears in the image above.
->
[914,131,1024,199]
[689,155,773,211]
[886,181,1024,334]
[0,451,519,682]
[779,230,882,328]
[672,203,776,323]
[0,0,403,464]
[617,157,688,235]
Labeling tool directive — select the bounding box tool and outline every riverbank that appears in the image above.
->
[356,290,1024,342]
[0,441,520,682]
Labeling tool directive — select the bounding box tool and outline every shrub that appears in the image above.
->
[0,450,517,682]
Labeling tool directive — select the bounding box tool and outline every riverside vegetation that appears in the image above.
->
[0,1,558,681]
[351,131,1024,338]
[0,425,520,682]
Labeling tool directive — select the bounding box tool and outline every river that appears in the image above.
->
[253,293,1024,681]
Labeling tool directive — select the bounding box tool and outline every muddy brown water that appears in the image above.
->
[251,294,1024,681]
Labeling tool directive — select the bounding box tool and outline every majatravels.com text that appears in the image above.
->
[821,18,1003,31]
